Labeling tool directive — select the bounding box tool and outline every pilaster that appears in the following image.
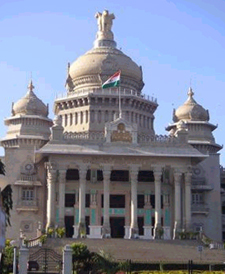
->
[185,171,192,231]
[102,165,111,238]
[173,169,182,239]
[58,169,67,227]
[78,165,88,237]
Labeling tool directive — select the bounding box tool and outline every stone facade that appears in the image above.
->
[0,10,223,242]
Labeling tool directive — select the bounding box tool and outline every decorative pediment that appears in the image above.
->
[105,117,137,144]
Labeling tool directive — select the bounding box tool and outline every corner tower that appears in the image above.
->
[166,87,222,241]
[1,81,52,239]
[54,10,158,136]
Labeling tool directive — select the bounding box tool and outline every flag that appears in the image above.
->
[102,70,121,89]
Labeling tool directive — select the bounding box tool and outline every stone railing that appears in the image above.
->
[199,232,224,249]
[138,134,179,144]
[191,203,209,213]
[18,174,38,182]
[191,180,213,190]
[56,88,157,104]
[17,199,38,207]
[64,131,105,141]
[23,235,42,248]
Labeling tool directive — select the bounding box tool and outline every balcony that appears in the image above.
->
[191,179,213,191]
[191,203,209,215]
[14,174,42,186]
[16,199,39,213]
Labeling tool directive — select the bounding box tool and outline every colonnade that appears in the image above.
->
[45,163,192,239]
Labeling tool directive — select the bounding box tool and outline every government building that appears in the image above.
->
[1,10,224,242]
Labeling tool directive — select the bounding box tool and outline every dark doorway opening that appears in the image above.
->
[65,216,74,237]
[85,216,90,235]
[138,216,144,235]
[110,217,125,238]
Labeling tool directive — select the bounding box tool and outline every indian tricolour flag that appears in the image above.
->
[102,70,121,89]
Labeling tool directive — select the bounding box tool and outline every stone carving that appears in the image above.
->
[111,123,132,143]
[95,10,115,32]
[95,10,115,41]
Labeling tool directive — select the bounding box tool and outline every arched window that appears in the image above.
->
[75,113,78,124]
[86,110,88,123]
[112,111,115,121]
[91,110,95,123]
[70,114,73,126]
[98,110,102,123]
[65,114,68,127]
[105,110,109,122]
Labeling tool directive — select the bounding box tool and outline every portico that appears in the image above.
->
[43,140,201,240]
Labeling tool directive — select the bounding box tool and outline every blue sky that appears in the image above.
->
[0,0,224,165]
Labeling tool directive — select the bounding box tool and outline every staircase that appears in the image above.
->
[40,238,225,263]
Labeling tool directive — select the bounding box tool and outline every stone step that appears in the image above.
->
[35,238,225,263]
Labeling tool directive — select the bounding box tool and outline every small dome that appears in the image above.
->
[173,88,209,122]
[13,81,48,117]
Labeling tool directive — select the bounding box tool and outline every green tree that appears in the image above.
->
[1,185,13,227]
[0,240,14,274]
[0,160,12,227]
[71,242,92,273]
[93,250,128,274]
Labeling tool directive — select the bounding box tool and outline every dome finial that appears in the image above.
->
[188,86,194,99]
[28,79,34,93]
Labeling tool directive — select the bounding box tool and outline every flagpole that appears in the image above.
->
[119,85,122,118]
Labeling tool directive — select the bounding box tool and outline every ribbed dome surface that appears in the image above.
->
[13,81,48,117]
[174,88,209,122]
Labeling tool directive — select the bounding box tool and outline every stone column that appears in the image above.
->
[143,192,152,239]
[129,166,139,238]
[19,246,29,274]
[78,165,88,237]
[102,166,111,238]
[153,166,162,239]
[63,245,73,274]
[45,162,57,229]
[185,172,192,231]
[163,193,171,239]
[58,169,67,227]
[173,170,182,239]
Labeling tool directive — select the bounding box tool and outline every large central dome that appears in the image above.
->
[66,10,144,93]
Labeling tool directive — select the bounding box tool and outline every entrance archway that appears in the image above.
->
[110,217,125,238]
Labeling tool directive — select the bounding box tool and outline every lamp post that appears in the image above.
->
[10,240,19,274]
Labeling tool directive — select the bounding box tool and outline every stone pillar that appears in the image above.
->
[19,246,29,274]
[63,245,73,274]
[88,190,102,239]
[185,172,192,231]
[163,193,171,239]
[129,166,139,238]
[102,166,111,238]
[153,166,162,239]
[78,166,88,237]
[173,170,182,239]
[143,192,153,239]
[58,169,67,227]
[45,162,57,229]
